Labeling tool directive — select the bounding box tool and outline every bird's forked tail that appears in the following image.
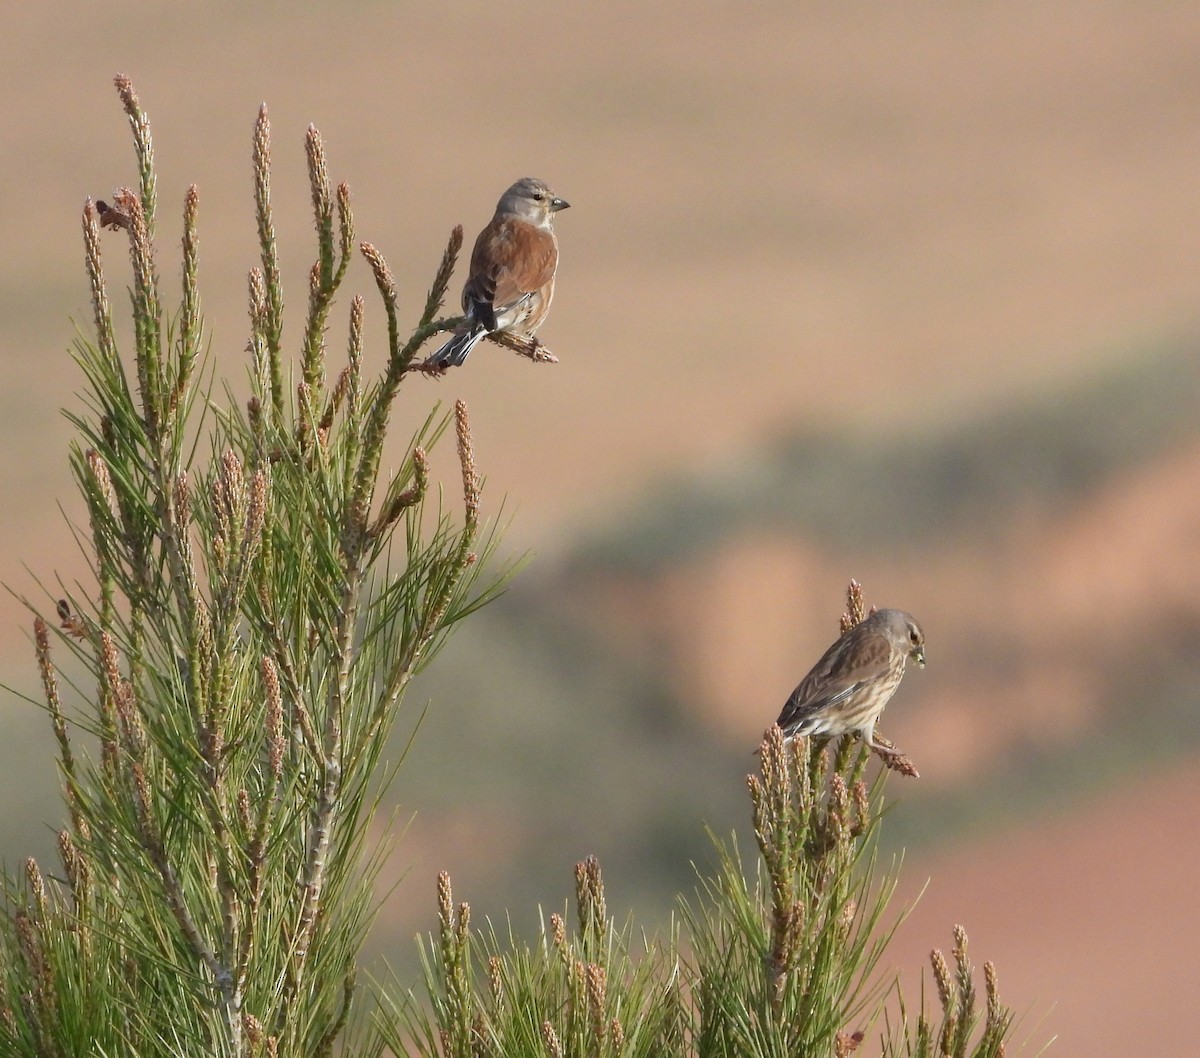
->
[428,324,488,367]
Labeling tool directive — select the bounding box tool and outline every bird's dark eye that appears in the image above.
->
[909,630,920,644]
[532,192,545,201]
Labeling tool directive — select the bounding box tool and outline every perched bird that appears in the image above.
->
[776,608,925,752]
[429,177,569,367]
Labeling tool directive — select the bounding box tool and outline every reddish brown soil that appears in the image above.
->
[891,755,1200,1056]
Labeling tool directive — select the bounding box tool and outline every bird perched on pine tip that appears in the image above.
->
[775,608,925,775]
[429,177,570,367]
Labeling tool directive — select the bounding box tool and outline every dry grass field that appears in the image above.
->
[2,3,1200,1052]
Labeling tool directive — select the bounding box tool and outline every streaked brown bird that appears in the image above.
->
[430,177,570,367]
[776,608,925,752]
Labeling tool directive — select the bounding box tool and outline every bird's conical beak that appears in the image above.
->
[551,197,570,212]
[913,647,926,668]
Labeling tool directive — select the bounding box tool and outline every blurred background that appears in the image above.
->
[3,3,1199,1053]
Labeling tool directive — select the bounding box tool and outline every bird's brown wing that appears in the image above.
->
[776,628,893,729]
[463,217,558,329]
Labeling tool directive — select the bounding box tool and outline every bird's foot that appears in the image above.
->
[407,359,450,377]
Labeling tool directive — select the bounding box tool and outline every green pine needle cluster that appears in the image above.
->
[0,75,503,1057]
[390,724,1016,1058]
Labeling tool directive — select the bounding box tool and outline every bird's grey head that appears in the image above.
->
[495,177,570,227]
[871,608,926,668]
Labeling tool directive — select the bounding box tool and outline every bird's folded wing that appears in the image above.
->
[777,631,892,725]
[465,217,558,325]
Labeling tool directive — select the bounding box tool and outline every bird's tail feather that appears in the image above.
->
[429,326,488,367]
